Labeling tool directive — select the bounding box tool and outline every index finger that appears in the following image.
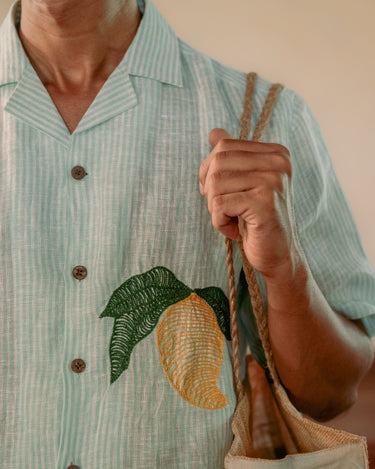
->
[213,138,290,159]
[199,140,290,194]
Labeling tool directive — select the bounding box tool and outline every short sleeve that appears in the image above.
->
[237,88,375,369]
[288,91,375,337]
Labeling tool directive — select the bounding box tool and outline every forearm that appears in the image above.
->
[198,129,375,420]
[263,250,374,421]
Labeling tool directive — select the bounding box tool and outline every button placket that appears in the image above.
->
[57,143,91,469]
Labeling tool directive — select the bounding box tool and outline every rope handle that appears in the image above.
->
[226,72,284,400]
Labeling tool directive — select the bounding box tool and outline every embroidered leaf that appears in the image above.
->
[100,266,192,384]
[100,266,232,387]
[157,292,228,409]
[193,287,231,340]
[100,266,191,319]
[108,312,176,384]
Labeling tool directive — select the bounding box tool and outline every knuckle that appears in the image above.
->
[210,154,225,174]
[215,150,230,162]
[212,194,225,211]
[270,143,291,159]
[211,170,226,187]
[215,139,232,152]
[210,153,229,179]
[199,159,207,171]
[278,144,291,158]
[199,160,208,181]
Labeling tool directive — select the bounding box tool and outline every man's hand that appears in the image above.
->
[199,127,298,279]
[199,128,374,421]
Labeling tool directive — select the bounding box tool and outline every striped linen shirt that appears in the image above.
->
[1,0,375,467]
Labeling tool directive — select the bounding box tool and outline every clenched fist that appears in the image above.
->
[199,127,300,279]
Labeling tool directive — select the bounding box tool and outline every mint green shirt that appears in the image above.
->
[1,0,374,467]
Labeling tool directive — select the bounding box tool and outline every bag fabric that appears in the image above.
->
[224,72,369,469]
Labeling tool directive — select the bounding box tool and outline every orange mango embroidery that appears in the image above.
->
[157,292,228,410]
[100,266,230,404]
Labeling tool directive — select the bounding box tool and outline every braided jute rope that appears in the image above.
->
[226,72,284,400]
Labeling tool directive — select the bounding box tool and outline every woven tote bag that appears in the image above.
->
[223,72,369,469]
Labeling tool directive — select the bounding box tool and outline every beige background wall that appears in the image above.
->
[1,0,374,268]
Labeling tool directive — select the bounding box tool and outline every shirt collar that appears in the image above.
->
[0,0,183,88]
[0,2,26,86]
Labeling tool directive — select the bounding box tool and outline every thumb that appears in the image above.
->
[209,128,235,149]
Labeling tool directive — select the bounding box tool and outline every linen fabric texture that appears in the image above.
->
[0,0,374,467]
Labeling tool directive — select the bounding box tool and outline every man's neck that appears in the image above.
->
[18,0,141,91]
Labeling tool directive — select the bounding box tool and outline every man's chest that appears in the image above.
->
[0,107,242,294]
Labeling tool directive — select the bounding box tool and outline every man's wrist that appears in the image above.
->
[262,248,313,316]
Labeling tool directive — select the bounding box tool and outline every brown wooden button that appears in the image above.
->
[72,265,87,280]
[71,359,86,374]
[67,465,80,469]
[71,166,87,180]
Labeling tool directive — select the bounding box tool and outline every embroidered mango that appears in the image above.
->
[157,292,228,410]
[100,266,231,400]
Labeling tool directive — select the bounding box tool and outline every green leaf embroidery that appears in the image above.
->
[100,266,191,319]
[100,266,231,385]
[101,267,192,384]
[193,287,231,340]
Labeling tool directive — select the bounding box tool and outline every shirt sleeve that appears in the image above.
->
[289,90,375,337]
[237,88,375,371]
